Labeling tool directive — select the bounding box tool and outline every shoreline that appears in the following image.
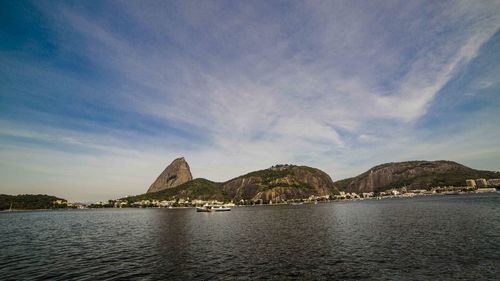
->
[2,190,497,212]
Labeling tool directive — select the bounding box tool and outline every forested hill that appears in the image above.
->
[0,194,68,211]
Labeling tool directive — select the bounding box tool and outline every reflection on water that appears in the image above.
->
[1,193,499,280]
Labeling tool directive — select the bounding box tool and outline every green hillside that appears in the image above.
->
[123,178,225,202]
[0,194,67,210]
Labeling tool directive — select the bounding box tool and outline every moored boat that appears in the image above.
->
[196,205,232,212]
[196,206,212,212]
[211,205,231,212]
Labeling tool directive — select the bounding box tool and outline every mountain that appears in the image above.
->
[127,164,339,202]
[223,164,339,202]
[147,157,193,193]
[334,160,500,193]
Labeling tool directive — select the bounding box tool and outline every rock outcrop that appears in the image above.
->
[147,157,193,193]
[334,160,500,193]
[223,164,339,202]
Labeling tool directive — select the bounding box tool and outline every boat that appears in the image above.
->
[196,206,212,212]
[211,205,231,212]
[290,202,303,205]
[196,205,232,212]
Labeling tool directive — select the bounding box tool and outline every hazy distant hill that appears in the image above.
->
[126,164,339,203]
[334,160,500,193]
[0,194,67,210]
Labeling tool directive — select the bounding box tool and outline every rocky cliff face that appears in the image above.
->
[147,157,193,193]
[223,165,339,202]
[335,160,500,193]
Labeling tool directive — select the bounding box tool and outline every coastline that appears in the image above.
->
[2,190,497,212]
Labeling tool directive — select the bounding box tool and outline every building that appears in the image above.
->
[487,179,500,186]
[362,192,374,198]
[53,199,68,205]
[349,192,360,199]
[465,179,476,188]
[476,179,488,187]
[411,189,429,194]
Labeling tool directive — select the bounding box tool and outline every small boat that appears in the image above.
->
[211,205,231,212]
[196,205,212,212]
[196,205,232,212]
[291,202,303,206]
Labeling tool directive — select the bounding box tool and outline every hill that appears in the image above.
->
[223,164,339,202]
[0,194,68,211]
[334,160,500,193]
[126,178,225,202]
[126,164,339,203]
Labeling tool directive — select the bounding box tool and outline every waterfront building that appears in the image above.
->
[53,199,68,205]
[191,199,205,205]
[391,189,400,195]
[362,192,374,198]
[476,179,488,187]
[465,179,476,188]
[350,192,360,199]
[487,179,500,186]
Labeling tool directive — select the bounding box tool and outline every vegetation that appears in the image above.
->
[232,165,320,190]
[332,178,353,191]
[0,194,67,211]
[234,165,293,181]
[123,178,225,202]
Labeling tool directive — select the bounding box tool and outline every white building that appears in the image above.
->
[362,192,374,198]
[465,179,476,188]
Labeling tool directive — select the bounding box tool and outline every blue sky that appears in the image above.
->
[1,0,499,202]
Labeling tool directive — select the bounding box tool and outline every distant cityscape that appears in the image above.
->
[69,178,499,209]
[2,178,498,212]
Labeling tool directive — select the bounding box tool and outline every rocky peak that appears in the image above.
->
[147,157,193,193]
[334,160,500,193]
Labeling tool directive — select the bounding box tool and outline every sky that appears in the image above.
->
[1,0,499,202]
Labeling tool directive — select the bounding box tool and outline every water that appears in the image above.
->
[1,193,499,280]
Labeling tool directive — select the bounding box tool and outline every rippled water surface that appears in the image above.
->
[1,193,499,280]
